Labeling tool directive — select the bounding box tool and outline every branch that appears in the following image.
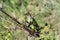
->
[0,9,35,36]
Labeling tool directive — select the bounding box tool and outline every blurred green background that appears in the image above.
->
[0,0,60,40]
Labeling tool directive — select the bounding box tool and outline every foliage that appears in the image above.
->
[0,0,60,40]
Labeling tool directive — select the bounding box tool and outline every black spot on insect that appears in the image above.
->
[36,3,39,7]
[45,23,48,26]
[36,33,40,37]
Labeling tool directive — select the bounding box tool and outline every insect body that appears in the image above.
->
[25,13,41,37]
